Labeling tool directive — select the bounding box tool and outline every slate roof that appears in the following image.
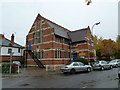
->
[68,27,89,43]
[39,14,70,39]
[32,14,90,43]
[0,36,24,48]
[45,19,70,39]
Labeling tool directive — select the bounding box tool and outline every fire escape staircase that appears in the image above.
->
[26,50,45,68]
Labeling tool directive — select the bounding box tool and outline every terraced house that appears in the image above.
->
[25,14,95,67]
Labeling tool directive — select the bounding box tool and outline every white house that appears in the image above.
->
[0,34,24,62]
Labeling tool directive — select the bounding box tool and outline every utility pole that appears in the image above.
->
[9,52,14,74]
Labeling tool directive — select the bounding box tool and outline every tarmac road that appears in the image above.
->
[2,67,120,88]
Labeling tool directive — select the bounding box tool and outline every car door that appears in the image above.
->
[104,61,110,69]
[78,62,86,71]
[101,61,107,69]
[72,62,80,72]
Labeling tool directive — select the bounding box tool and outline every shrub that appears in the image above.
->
[73,58,88,65]
[2,62,18,73]
[2,63,10,73]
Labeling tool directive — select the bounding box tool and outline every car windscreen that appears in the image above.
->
[92,62,99,64]
[109,60,117,63]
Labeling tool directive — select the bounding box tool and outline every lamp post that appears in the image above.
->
[91,22,100,61]
[91,22,100,35]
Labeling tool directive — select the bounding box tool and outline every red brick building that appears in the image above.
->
[26,14,95,67]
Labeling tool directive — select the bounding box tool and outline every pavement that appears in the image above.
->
[2,67,120,88]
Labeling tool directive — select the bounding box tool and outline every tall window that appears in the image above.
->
[39,50,44,59]
[40,30,44,43]
[33,32,38,44]
[55,50,61,58]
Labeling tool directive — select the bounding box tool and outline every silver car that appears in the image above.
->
[92,60,112,70]
[109,59,120,68]
[60,62,92,74]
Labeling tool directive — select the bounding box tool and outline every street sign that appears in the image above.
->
[79,53,86,56]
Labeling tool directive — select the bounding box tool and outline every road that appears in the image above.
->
[2,67,119,88]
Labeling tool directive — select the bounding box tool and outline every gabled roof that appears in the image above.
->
[39,14,70,39]
[68,27,90,43]
[29,14,91,43]
[0,35,24,48]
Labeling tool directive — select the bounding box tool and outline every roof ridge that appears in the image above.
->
[3,37,24,47]
[71,27,88,32]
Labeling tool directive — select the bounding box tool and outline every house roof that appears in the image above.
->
[37,14,70,39]
[29,14,91,43]
[45,19,70,39]
[68,27,90,43]
[0,34,24,48]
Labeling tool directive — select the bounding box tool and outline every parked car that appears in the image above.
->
[92,60,112,71]
[60,62,92,74]
[109,59,120,68]
[12,61,21,67]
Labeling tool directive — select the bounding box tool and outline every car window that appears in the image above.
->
[73,62,79,66]
[101,61,105,64]
[79,62,84,66]
[104,61,107,64]
[93,62,99,64]
[109,60,117,63]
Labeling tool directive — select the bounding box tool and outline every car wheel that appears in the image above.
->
[87,68,91,72]
[101,66,104,71]
[110,65,112,69]
[70,69,76,74]
[116,64,118,68]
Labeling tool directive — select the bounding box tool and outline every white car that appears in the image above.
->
[109,59,120,68]
[92,60,112,70]
[60,62,92,74]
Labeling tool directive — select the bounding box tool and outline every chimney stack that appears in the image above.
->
[0,34,4,40]
[11,34,14,44]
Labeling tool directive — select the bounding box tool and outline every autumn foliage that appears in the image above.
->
[94,35,120,61]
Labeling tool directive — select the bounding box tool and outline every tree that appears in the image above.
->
[95,39,117,60]
[93,35,103,49]
[115,35,120,59]
[116,35,120,45]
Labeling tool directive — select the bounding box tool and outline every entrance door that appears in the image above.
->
[73,53,77,60]
[28,42,32,50]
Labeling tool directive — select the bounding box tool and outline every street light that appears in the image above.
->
[91,22,100,35]
[91,22,100,61]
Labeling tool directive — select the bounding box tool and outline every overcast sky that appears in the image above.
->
[0,0,119,46]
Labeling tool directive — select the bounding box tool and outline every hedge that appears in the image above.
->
[2,62,18,73]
